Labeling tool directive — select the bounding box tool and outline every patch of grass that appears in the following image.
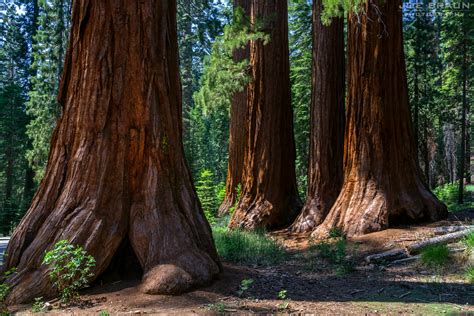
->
[420,244,450,268]
[212,226,288,265]
[462,232,474,250]
[465,266,474,283]
[433,183,474,212]
[205,302,226,313]
[328,228,343,238]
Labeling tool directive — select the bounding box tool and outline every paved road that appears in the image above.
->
[0,237,9,264]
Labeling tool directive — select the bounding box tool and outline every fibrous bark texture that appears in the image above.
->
[2,0,220,304]
[290,0,345,233]
[228,0,301,230]
[218,0,251,217]
[314,0,447,237]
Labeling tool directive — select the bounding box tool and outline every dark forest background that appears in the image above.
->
[0,0,472,234]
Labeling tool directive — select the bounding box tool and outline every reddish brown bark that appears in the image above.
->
[218,0,251,217]
[290,0,345,233]
[228,0,301,230]
[314,0,447,237]
[2,0,220,304]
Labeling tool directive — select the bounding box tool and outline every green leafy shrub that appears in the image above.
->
[43,240,96,303]
[420,244,450,268]
[237,278,254,297]
[278,289,287,300]
[32,297,45,313]
[0,268,16,315]
[212,227,287,265]
[205,302,226,313]
[433,183,474,212]
[316,237,354,276]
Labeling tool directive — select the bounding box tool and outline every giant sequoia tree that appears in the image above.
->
[290,0,345,233]
[314,0,447,237]
[218,0,251,217]
[229,0,301,230]
[2,0,220,303]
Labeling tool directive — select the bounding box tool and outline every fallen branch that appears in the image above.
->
[407,227,474,254]
[365,248,408,263]
[433,225,474,235]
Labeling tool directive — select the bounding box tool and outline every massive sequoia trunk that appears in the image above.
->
[218,0,251,217]
[290,0,345,233]
[2,0,220,304]
[228,0,301,230]
[314,0,447,237]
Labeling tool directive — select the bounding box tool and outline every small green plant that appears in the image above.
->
[276,288,290,311]
[277,301,290,312]
[43,240,96,304]
[277,289,287,300]
[98,310,110,316]
[465,266,474,283]
[328,228,343,238]
[237,278,254,297]
[205,302,226,313]
[32,297,45,313]
[420,244,450,268]
[317,237,354,276]
[0,267,16,315]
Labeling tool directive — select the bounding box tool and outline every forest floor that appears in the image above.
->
[10,209,474,315]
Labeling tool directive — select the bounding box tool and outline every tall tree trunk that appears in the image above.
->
[290,0,345,233]
[314,0,447,237]
[3,0,220,304]
[458,20,468,204]
[3,144,14,235]
[466,129,471,184]
[23,0,40,213]
[228,0,301,230]
[218,0,251,217]
[423,121,430,189]
[181,0,194,165]
[413,68,419,155]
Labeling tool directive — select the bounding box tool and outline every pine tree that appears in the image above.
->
[288,0,312,197]
[440,0,473,203]
[0,1,32,234]
[26,0,71,182]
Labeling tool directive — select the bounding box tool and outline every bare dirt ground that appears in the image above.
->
[11,211,474,315]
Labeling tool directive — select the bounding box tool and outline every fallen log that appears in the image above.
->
[433,225,474,235]
[365,227,474,264]
[365,248,409,264]
[407,227,474,254]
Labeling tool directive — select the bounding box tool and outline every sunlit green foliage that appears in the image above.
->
[321,0,364,25]
[212,226,287,266]
[289,0,311,198]
[195,169,220,224]
[26,0,70,183]
[433,183,474,212]
[43,240,95,303]
[420,244,450,268]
